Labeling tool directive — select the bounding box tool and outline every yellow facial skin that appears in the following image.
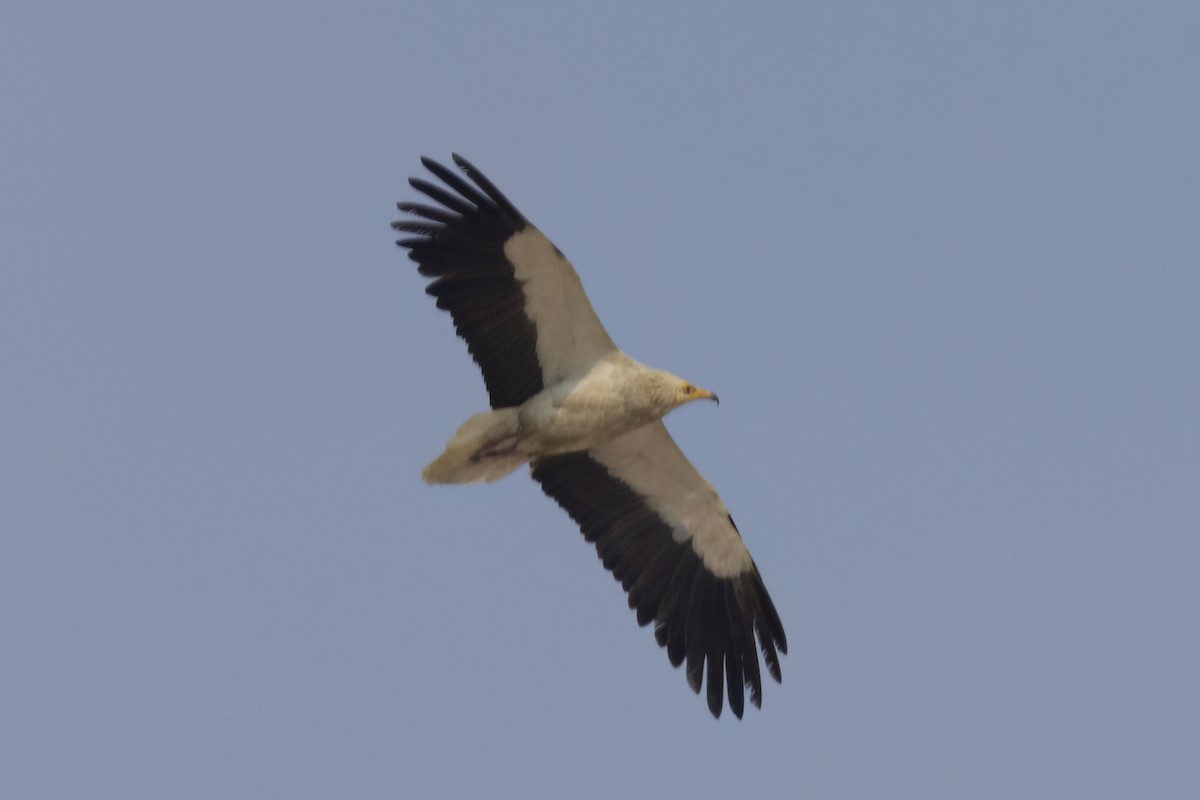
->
[678,383,719,406]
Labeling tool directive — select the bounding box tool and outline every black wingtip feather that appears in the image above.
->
[706,648,725,717]
[725,651,745,719]
[396,202,458,224]
[408,177,477,217]
[684,569,712,695]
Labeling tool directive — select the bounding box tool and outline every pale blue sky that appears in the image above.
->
[3,2,1198,797]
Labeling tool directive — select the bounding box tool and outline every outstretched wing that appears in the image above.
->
[393,154,617,408]
[531,422,787,718]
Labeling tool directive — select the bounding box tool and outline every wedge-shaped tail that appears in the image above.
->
[422,408,525,484]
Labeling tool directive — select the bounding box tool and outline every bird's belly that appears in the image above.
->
[518,392,653,456]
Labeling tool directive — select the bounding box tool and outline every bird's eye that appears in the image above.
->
[682,384,694,394]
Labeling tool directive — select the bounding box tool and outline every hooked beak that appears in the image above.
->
[696,388,719,405]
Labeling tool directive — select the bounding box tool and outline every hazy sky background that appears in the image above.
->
[4,2,1198,797]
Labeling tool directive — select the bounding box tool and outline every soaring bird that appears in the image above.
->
[393,155,786,718]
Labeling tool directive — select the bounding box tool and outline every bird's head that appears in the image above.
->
[673,378,719,408]
[641,370,719,414]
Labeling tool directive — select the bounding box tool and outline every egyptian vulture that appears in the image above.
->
[394,155,786,718]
